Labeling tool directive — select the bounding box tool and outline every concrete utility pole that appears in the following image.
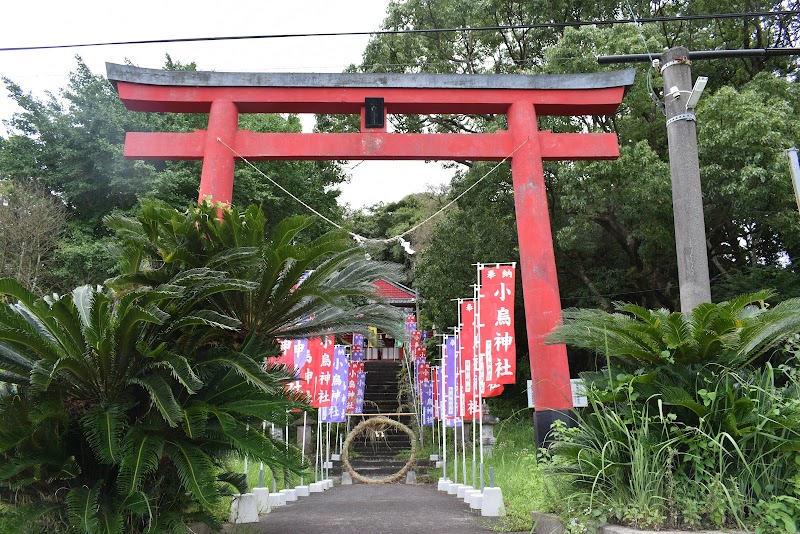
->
[660,47,712,312]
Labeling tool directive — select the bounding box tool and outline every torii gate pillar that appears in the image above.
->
[508,102,573,435]
[107,64,636,446]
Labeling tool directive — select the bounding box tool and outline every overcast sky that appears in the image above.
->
[0,0,452,209]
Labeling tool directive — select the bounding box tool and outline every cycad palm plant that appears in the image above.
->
[105,199,406,344]
[0,200,405,533]
[0,272,303,533]
[547,292,800,529]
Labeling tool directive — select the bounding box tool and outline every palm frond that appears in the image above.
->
[216,471,248,494]
[195,351,280,396]
[117,428,164,496]
[219,424,304,472]
[142,350,203,394]
[96,504,123,534]
[72,285,95,330]
[182,405,210,439]
[164,440,218,507]
[65,484,101,533]
[129,376,183,427]
[80,404,126,465]
[738,297,800,364]
[0,278,39,306]
[0,341,35,376]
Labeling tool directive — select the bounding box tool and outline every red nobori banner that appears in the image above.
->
[304,335,335,408]
[270,339,295,369]
[479,264,517,386]
[459,300,481,419]
[410,330,424,361]
[415,361,431,396]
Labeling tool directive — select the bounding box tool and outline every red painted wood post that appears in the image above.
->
[508,101,573,442]
[198,99,239,205]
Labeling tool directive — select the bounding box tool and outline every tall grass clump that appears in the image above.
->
[547,293,800,532]
[490,416,549,531]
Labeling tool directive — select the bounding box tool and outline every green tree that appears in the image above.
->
[351,1,800,328]
[346,192,447,278]
[0,57,348,290]
[0,180,67,292]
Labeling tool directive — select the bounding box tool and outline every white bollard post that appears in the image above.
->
[469,491,483,510]
[464,488,480,504]
[268,492,286,508]
[252,487,271,514]
[229,493,259,523]
[481,487,505,516]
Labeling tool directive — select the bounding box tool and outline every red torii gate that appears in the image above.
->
[107,63,635,440]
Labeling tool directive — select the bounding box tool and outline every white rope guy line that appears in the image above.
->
[216,137,354,237]
[394,137,529,240]
[216,136,530,250]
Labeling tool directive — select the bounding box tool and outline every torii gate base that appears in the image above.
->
[107,64,635,446]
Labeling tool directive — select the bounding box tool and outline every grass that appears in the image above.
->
[419,415,550,532]
[490,416,551,532]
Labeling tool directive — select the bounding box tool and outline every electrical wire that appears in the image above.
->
[0,11,797,52]
[624,0,666,115]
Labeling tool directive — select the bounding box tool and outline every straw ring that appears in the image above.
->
[341,416,417,484]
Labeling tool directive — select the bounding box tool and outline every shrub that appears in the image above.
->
[547,293,800,531]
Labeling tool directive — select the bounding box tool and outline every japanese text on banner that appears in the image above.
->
[479,264,517,387]
[320,345,348,422]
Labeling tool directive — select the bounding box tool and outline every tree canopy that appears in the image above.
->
[345,0,800,336]
[0,57,348,291]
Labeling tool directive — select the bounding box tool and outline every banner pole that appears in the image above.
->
[301,411,307,486]
[471,286,478,489]
[440,342,447,480]
[326,421,331,481]
[244,423,250,491]
[453,417,458,484]
[258,421,265,488]
[431,407,436,458]
[285,410,290,489]
[452,326,459,486]
[477,263,485,490]
[404,346,423,449]
[461,417,467,484]
[438,407,443,465]
[315,419,321,483]
[271,422,277,493]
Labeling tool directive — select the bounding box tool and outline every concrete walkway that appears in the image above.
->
[222,483,528,534]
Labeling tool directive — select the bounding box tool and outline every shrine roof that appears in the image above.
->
[106,63,636,92]
[373,279,416,306]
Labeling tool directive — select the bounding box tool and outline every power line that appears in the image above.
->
[1,11,797,53]
[599,47,800,64]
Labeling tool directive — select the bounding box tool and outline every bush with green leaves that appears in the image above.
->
[0,201,404,533]
[548,292,800,532]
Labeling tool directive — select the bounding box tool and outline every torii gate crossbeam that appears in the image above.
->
[107,63,636,442]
